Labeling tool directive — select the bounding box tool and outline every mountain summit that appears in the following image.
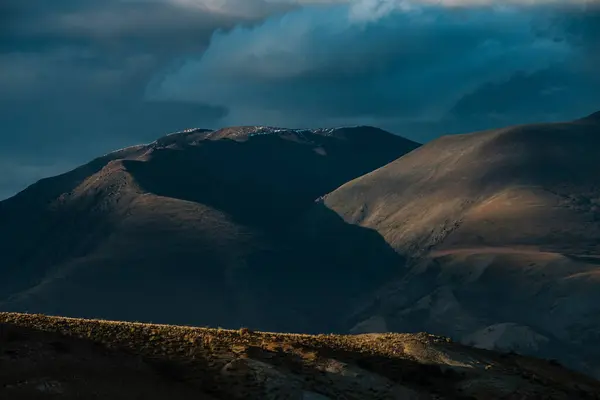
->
[0,126,418,333]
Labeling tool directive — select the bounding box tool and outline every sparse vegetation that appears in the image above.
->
[1,312,600,399]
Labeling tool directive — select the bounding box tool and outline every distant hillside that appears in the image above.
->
[2,312,600,400]
[0,126,418,333]
[305,112,600,378]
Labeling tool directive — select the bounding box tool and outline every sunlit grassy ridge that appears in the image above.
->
[1,312,600,400]
[1,311,442,356]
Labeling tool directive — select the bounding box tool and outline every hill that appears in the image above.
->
[2,312,600,399]
[306,113,600,377]
[0,126,418,334]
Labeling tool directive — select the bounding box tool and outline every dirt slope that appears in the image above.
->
[0,126,418,333]
[2,312,600,400]
[308,113,600,377]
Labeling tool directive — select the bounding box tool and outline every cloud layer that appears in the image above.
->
[1,0,253,198]
[149,1,599,131]
[2,0,600,198]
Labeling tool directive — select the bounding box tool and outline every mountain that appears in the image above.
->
[4,114,600,380]
[306,113,600,377]
[3,312,600,400]
[0,126,418,333]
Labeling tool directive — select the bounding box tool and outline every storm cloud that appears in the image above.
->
[1,0,600,198]
[151,1,600,133]
[1,0,275,198]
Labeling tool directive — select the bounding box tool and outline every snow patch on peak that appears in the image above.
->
[246,126,358,138]
[101,144,147,158]
[102,128,213,157]
[166,127,210,136]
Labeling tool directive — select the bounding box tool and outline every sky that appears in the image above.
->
[1,0,599,199]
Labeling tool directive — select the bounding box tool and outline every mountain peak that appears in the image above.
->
[0,122,418,334]
[203,125,414,146]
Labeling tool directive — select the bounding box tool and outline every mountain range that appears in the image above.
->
[1,113,600,379]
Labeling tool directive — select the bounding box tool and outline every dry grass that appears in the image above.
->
[0,312,439,369]
[2,312,600,399]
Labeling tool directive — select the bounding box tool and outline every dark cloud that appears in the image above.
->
[446,67,600,131]
[0,0,273,198]
[151,3,599,131]
[2,0,600,199]
[558,3,600,78]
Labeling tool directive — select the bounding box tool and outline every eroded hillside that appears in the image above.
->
[306,113,600,378]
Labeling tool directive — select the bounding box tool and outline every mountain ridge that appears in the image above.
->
[0,125,418,334]
[306,113,600,378]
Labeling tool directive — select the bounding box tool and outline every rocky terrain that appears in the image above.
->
[2,312,600,400]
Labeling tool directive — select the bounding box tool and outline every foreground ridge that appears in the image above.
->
[1,313,599,399]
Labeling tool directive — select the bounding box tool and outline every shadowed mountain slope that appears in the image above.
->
[308,113,600,377]
[0,126,417,333]
[2,312,600,400]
